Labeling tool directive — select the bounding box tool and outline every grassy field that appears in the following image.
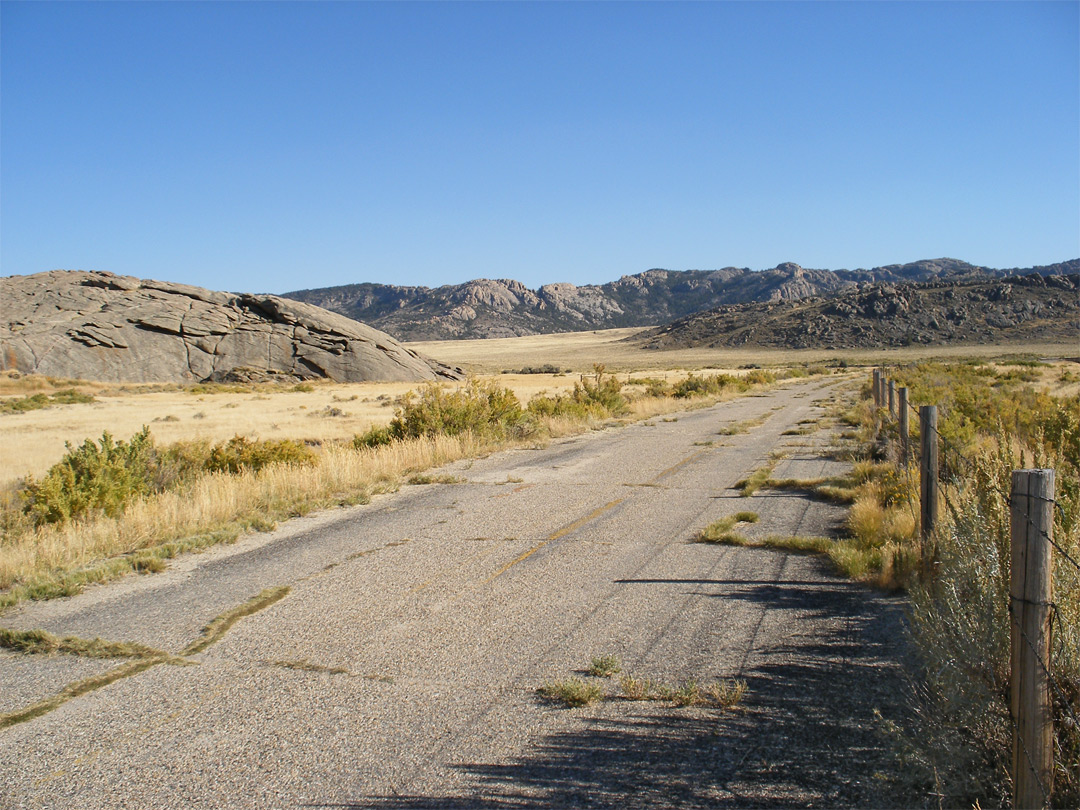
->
[0,368,728,486]
[407,328,1079,374]
[3,329,1075,487]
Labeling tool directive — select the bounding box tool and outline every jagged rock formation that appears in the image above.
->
[638,274,1080,351]
[284,258,1079,341]
[0,271,464,383]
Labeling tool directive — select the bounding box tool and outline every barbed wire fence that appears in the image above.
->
[869,367,1079,809]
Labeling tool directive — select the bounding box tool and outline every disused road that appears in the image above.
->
[1,379,910,809]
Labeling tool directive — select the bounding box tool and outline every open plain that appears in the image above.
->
[0,376,914,808]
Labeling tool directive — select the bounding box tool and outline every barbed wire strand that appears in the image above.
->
[877,373,1079,575]
[1017,617,1080,740]
[884,382,1079,575]
[1006,696,1053,808]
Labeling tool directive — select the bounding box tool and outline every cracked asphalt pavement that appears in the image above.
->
[1,378,912,809]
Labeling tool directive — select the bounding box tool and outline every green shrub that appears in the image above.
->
[671,372,739,398]
[20,430,321,527]
[153,440,213,490]
[570,365,627,414]
[1,389,95,414]
[353,424,396,449]
[743,369,776,386]
[204,436,316,474]
[22,428,157,525]
[355,380,530,448]
[526,393,592,421]
[527,366,628,420]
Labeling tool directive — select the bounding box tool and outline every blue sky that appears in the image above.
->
[2,1,1077,294]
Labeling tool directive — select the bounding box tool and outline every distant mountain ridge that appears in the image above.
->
[283,258,1079,341]
[638,273,1080,351]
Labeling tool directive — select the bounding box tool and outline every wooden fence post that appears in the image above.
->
[919,405,938,567]
[888,379,896,418]
[1011,469,1055,809]
[872,369,881,407]
[898,387,909,467]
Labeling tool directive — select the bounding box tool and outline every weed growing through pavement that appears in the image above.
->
[538,678,604,707]
[697,513,759,544]
[618,675,747,708]
[270,659,351,676]
[182,586,290,656]
[0,627,187,664]
[0,658,164,729]
[716,413,771,436]
[734,461,777,497]
[587,654,622,677]
[717,534,833,554]
[406,473,465,485]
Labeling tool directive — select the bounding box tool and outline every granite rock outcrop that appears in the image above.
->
[1,271,463,383]
[639,274,1080,350]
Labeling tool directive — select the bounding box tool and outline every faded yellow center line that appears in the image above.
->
[482,498,625,584]
[409,544,502,593]
[649,448,710,485]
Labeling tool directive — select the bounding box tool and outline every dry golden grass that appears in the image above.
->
[408,329,1078,374]
[0,367,778,486]
[0,377,580,486]
[0,432,495,606]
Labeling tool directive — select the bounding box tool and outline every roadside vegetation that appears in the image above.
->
[828,363,1077,808]
[699,360,1078,806]
[0,365,813,612]
[880,362,1079,809]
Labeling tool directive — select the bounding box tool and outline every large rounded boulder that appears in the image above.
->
[1,270,464,383]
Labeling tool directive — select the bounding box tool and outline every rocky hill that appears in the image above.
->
[638,274,1080,351]
[283,259,1079,341]
[0,271,463,384]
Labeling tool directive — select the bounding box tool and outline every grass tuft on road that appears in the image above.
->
[618,675,747,708]
[0,658,163,730]
[734,462,777,497]
[182,586,291,656]
[586,654,622,677]
[538,677,604,707]
[0,627,186,664]
[697,512,760,544]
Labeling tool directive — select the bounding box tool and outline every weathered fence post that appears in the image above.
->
[919,405,938,567]
[898,387,909,467]
[878,368,887,408]
[888,379,896,418]
[1010,469,1055,809]
[872,369,881,407]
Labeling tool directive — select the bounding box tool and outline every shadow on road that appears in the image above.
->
[320,566,915,809]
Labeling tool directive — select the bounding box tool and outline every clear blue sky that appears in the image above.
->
[2,1,1077,294]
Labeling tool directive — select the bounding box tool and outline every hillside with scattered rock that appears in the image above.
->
[284,259,1079,341]
[638,274,1080,350]
[0,271,463,384]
